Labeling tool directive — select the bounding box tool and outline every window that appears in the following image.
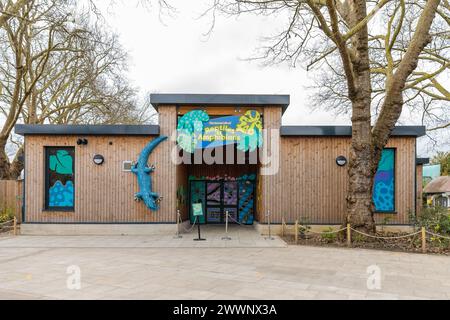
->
[436,196,448,208]
[373,148,395,212]
[45,147,75,210]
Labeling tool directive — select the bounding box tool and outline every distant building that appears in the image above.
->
[423,176,450,209]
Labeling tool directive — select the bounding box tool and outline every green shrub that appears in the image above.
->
[414,206,450,235]
[352,233,365,243]
[320,227,337,243]
[0,207,15,223]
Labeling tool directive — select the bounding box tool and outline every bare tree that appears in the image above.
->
[0,0,152,179]
[0,0,29,28]
[207,0,449,232]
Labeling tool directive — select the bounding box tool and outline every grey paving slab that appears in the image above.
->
[0,234,450,299]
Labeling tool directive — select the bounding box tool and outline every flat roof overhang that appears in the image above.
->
[15,124,160,136]
[416,157,430,165]
[150,93,290,114]
[280,125,426,137]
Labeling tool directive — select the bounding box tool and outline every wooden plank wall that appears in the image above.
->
[416,164,423,215]
[176,163,189,220]
[259,106,282,222]
[261,133,416,225]
[0,180,22,222]
[24,106,178,223]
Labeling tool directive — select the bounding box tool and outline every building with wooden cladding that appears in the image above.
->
[14,94,426,232]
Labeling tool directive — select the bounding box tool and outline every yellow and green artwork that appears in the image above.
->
[176,110,263,153]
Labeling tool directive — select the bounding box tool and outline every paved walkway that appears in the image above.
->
[0,225,287,248]
[0,235,449,299]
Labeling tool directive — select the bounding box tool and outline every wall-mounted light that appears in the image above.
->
[77,138,88,145]
[93,154,105,165]
[336,155,347,166]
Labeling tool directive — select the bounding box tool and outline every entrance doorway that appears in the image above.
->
[189,177,256,225]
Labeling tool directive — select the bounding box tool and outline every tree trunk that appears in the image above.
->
[0,138,23,180]
[0,138,12,180]
[344,1,376,233]
[9,147,24,179]
[345,101,377,234]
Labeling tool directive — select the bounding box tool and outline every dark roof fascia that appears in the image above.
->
[280,126,426,137]
[150,93,290,114]
[15,124,160,136]
[416,158,430,165]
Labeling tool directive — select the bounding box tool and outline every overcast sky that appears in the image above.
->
[95,0,448,156]
[96,1,359,124]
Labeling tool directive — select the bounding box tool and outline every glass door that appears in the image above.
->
[189,179,255,225]
[223,181,238,223]
[206,182,222,223]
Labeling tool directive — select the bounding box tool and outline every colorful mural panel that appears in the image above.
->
[46,147,75,209]
[373,149,395,212]
[177,110,263,153]
[238,174,255,225]
[49,180,74,207]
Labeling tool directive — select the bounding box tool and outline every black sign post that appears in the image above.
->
[192,203,206,241]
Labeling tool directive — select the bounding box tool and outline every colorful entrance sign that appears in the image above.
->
[177,110,263,153]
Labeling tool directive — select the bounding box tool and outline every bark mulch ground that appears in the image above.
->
[0,220,14,234]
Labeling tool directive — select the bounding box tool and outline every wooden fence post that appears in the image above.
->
[421,227,426,253]
[347,223,351,247]
[13,216,17,236]
[294,219,299,244]
[281,216,285,237]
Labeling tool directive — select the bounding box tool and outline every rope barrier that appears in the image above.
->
[425,230,450,241]
[0,220,13,226]
[350,227,421,239]
[179,216,198,233]
[281,219,450,253]
[227,214,247,226]
[284,221,425,239]
[305,227,347,235]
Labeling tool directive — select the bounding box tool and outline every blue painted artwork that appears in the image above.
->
[49,180,74,207]
[238,176,255,225]
[373,149,395,212]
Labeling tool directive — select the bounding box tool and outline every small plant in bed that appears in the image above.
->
[0,207,14,223]
[320,227,337,243]
[298,217,311,239]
